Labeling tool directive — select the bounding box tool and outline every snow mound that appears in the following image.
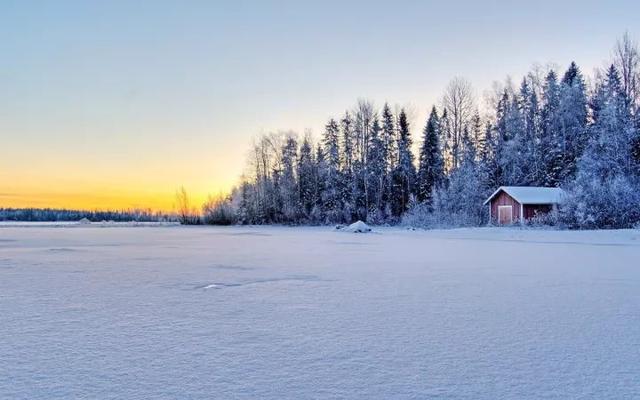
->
[78,218,91,225]
[342,221,372,233]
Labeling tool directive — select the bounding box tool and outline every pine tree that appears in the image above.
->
[492,90,511,185]
[237,179,252,224]
[519,77,543,184]
[417,106,444,205]
[341,111,354,175]
[440,109,452,173]
[501,92,528,185]
[366,116,386,221]
[280,135,299,222]
[322,119,343,222]
[380,103,396,216]
[557,62,588,183]
[390,109,417,217]
[541,70,563,186]
[313,143,328,222]
[477,121,497,190]
[323,119,340,172]
[297,136,315,220]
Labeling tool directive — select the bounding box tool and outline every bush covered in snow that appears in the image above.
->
[202,194,237,225]
[560,176,640,229]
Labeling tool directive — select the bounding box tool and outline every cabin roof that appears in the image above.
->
[483,186,565,205]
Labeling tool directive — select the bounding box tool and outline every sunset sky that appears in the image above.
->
[2,0,639,211]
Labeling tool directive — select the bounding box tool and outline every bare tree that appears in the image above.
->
[175,186,199,224]
[245,131,293,222]
[353,99,375,165]
[614,31,640,108]
[442,77,476,170]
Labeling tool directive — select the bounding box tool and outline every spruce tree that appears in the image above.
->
[557,62,588,183]
[322,119,343,221]
[380,103,396,216]
[417,106,444,205]
[519,77,543,185]
[313,143,327,222]
[541,70,563,186]
[501,92,527,185]
[366,116,386,221]
[390,109,416,217]
[280,135,299,222]
[297,136,315,220]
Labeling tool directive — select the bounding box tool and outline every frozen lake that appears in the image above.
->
[1,225,639,399]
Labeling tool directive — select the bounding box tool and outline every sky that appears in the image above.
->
[2,0,639,211]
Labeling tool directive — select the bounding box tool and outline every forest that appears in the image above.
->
[197,34,640,229]
[198,34,640,229]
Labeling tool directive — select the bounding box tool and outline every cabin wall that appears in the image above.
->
[490,191,521,224]
[523,204,552,220]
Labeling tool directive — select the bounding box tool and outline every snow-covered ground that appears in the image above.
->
[1,225,639,399]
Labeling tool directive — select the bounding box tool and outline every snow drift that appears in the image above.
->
[342,220,372,233]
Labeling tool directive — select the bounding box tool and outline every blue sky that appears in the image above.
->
[1,0,639,209]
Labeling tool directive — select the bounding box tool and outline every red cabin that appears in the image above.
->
[484,186,564,225]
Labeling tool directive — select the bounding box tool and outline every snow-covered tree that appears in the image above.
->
[556,62,588,183]
[518,77,543,184]
[322,119,344,222]
[562,65,640,228]
[417,106,444,205]
[423,125,487,227]
[366,116,386,221]
[280,135,299,222]
[340,112,356,221]
[442,77,475,171]
[499,90,528,185]
[312,143,328,222]
[613,32,640,109]
[390,109,416,217]
[297,135,315,220]
[380,103,396,215]
[230,35,640,229]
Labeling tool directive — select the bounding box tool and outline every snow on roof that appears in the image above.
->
[483,186,565,205]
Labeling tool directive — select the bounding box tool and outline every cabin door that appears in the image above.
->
[498,205,513,224]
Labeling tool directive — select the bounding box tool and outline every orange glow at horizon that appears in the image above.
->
[0,185,229,213]
[0,159,239,212]
[1,122,246,212]
[0,189,212,212]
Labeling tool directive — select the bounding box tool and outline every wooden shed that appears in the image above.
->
[484,186,564,225]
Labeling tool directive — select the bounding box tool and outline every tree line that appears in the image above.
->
[0,208,175,222]
[202,34,640,229]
